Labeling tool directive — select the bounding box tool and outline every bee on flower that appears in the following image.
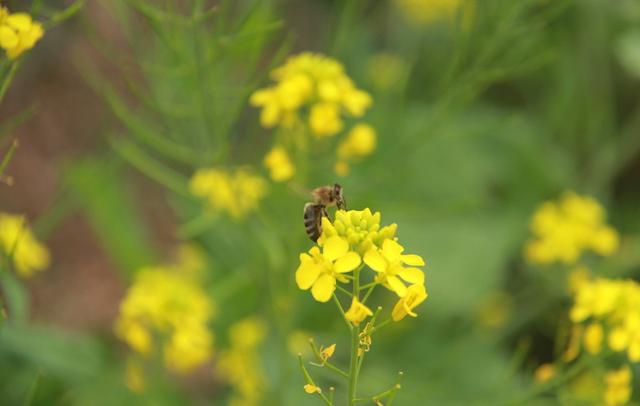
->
[295,206,429,404]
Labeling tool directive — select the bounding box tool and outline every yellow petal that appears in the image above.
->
[311,274,335,302]
[382,239,404,262]
[296,262,321,290]
[397,267,425,284]
[6,14,32,31]
[401,254,425,266]
[364,248,387,272]
[334,252,361,273]
[387,275,407,297]
[304,384,321,394]
[0,26,18,49]
[323,236,349,262]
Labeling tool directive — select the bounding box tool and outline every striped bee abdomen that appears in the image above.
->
[303,203,326,242]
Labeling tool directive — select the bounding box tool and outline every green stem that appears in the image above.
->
[298,355,332,406]
[348,264,361,405]
[332,293,352,330]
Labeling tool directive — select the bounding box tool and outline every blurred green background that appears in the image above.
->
[1,0,640,404]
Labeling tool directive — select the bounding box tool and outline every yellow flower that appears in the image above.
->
[584,323,603,354]
[218,317,267,406]
[250,52,372,135]
[114,266,215,373]
[304,384,321,394]
[604,366,632,406]
[525,192,619,265]
[263,146,295,182]
[345,298,373,325]
[534,364,556,383]
[189,167,267,219]
[568,276,640,363]
[391,284,428,321]
[364,239,426,297]
[318,208,397,255]
[319,343,336,361]
[0,9,44,60]
[295,236,361,302]
[0,212,50,278]
[309,102,343,137]
[337,123,377,162]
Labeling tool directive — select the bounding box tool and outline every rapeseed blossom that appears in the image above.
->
[263,145,295,182]
[114,265,215,373]
[392,283,428,321]
[345,297,373,325]
[604,366,632,406]
[568,276,640,363]
[0,212,50,278]
[189,167,267,219]
[365,239,426,297]
[218,317,267,406]
[335,124,377,176]
[0,8,43,60]
[250,52,372,136]
[525,192,619,265]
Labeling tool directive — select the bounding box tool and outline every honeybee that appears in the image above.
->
[303,184,346,242]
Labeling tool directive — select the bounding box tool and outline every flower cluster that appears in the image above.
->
[525,192,619,265]
[0,212,50,278]
[296,208,428,321]
[250,52,376,181]
[189,167,267,220]
[393,0,470,26]
[0,8,43,60]
[114,263,215,374]
[567,276,640,363]
[217,317,267,406]
[604,366,632,406]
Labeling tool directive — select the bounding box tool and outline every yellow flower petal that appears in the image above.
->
[334,252,361,273]
[364,248,387,272]
[296,262,321,290]
[323,236,349,262]
[397,267,425,285]
[311,274,335,302]
[387,275,407,297]
[401,254,425,266]
[382,239,404,262]
[304,384,321,394]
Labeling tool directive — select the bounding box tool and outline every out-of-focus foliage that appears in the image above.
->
[1,0,640,405]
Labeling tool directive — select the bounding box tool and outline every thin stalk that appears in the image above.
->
[347,264,361,405]
[298,355,332,406]
[308,339,349,379]
[332,293,352,330]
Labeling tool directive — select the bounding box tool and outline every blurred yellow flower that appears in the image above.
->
[366,53,408,91]
[394,0,471,26]
[114,266,215,373]
[319,343,336,361]
[345,297,373,325]
[318,208,397,255]
[336,124,377,176]
[525,192,619,265]
[364,239,425,297]
[263,145,295,182]
[534,363,556,383]
[295,236,361,302]
[604,366,632,406]
[250,52,372,137]
[569,276,640,363]
[218,317,267,406]
[189,167,267,219]
[0,212,50,278]
[392,283,428,321]
[0,8,44,60]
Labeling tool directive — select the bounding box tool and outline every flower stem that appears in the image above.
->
[348,264,362,405]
